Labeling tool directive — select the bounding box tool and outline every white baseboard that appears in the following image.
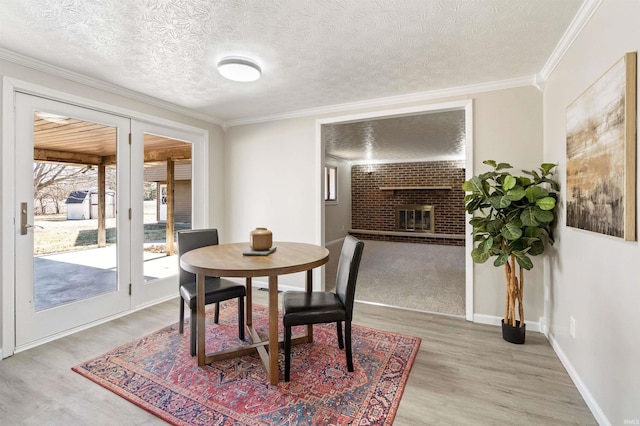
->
[547,333,610,426]
[473,313,542,333]
[133,294,177,312]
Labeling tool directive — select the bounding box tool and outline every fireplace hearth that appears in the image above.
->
[396,205,434,233]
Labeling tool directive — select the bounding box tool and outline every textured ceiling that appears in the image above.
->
[324,110,466,162]
[0,0,583,161]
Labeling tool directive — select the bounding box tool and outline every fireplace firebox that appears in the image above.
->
[396,205,434,233]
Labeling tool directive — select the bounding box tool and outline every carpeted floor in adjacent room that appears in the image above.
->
[326,238,465,316]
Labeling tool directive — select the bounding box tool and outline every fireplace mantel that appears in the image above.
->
[379,186,452,191]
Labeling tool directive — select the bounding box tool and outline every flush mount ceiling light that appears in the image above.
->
[217,57,262,82]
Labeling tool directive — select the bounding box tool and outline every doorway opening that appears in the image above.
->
[319,100,474,320]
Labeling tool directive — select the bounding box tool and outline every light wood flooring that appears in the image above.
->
[0,291,596,425]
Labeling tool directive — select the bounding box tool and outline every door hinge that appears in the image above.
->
[129,283,132,295]
[129,208,132,220]
[128,133,132,145]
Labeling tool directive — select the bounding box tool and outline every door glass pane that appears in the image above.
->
[143,134,192,283]
[33,112,118,311]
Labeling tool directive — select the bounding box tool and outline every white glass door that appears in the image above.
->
[14,93,132,349]
[130,121,194,307]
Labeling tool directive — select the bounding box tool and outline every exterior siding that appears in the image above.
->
[155,180,192,224]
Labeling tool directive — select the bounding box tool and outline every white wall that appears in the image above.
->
[469,87,545,325]
[225,86,546,322]
[543,1,640,424]
[324,155,351,243]
[223,118,321,288]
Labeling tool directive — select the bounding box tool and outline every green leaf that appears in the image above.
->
[462,176,484,194]
[482,180,491,194]
[506,186,526,201]
[524,226,540,238]
[479,171,496,181]
[471,226,487,235]
[501,222,523,240]
[496,163,512,170]
[469,217,487,227]
[494,253,509,267]
[520,207,540,226]
[481,236,494,252]
[536,196,556,211]
[534,208,555,223]
[525,186,549,202]
[471,247,491,263]
[490,196,511,209]
[528,240,545,256]
[483,160,497,168]
[518,176,532,186]
[540,163,557,175]
[514,252,534,270]
[511,238,529,251]
[502,175,516,190]
[486,219,504,235]
[464,198,483,213]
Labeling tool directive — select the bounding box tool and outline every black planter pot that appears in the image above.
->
[501,319,526,344]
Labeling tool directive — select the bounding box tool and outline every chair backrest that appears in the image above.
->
[334,235,364,319]
[177,228,219,286]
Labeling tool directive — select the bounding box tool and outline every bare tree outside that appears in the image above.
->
[33,163,117,216]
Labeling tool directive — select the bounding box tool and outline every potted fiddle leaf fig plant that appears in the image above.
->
[462,160,559,344]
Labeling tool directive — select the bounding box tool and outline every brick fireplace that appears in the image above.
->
[350,160,465,246]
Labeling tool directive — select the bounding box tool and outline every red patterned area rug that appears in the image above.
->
[72,303,420,425]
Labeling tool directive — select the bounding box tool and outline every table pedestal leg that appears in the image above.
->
[268,275,279,385]
[196,273,206,366]
[306,269,314,343]
[245,277,252,327]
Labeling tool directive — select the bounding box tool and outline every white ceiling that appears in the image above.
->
[323,109,466,162]
[0,0,585,161]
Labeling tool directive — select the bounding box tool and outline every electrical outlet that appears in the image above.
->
[570,316,576,339]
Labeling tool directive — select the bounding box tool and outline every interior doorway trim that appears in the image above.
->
[1,76,210,357]
[315,99,474,321]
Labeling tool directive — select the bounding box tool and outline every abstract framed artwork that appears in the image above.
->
[566,52,637,241]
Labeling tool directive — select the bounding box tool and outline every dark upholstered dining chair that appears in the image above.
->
[282,235,364,381]
[178,229,246,356]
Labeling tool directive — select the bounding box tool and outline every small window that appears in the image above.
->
[324,166,337,203]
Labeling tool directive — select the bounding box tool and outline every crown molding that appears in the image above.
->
[538,0,604,83]
[0,48,223,126]
[223,75,535,128]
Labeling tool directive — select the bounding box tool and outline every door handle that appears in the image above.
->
[20,202,43,235]
[23,223,44,230]
[20,202,28,235]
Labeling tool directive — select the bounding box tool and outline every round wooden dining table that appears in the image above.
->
[180,241,329,385]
